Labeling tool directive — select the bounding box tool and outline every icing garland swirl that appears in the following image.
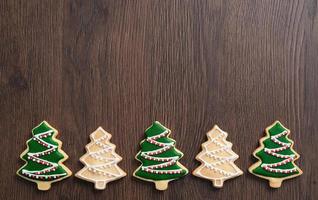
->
[21,130,67,180]
[140,130,183,174]
[261,131,297,174]
[202,131,240,177]
[86,135,120,177]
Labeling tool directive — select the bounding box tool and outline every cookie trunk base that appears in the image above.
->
[155,181,169,190]
[212,179,224,188]
[269,179,282,188]
[37,182,51,191]
[95,181,107,190]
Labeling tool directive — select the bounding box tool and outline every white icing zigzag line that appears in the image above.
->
[204,163,235,176]
[206,153,238,162]
[261,131,297,174]
[22,130,67,179]
[140,130,183,174]
[200,130,240,177]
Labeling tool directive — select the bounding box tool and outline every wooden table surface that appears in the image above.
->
[0,1,317,199]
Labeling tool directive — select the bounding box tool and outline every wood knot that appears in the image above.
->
[9,71,28,90]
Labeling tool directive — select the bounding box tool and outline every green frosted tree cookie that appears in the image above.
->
[133,121,188,190]
[17,121,72,190]
[249,121,302,188]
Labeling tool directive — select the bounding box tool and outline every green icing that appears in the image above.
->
[17,121,69,181]
[144,121,168,137]
[134,121,188,181]
[252,122,300,178]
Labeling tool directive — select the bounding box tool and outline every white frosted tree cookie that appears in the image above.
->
[193,125,243,188]
[75,127,126,190]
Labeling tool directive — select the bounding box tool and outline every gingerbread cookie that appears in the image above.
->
[193,125,243,187]
[16,121,72,191]
[249,121,303,188]
[133,121,188,190]
[76,127,126,190]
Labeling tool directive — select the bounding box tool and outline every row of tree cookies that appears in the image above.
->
[16,121,302,191]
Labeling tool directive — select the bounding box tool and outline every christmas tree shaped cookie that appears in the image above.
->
[16,121,72,191]
[193,125,243,188]
[134,121,188,190]
[76,127,126,190]
[249,121,303,188]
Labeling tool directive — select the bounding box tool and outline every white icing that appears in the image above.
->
[195,127,242,179]
[78,130,126,179]
[85,135,118,177]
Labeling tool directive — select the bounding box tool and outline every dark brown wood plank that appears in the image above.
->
[0,0,317,199]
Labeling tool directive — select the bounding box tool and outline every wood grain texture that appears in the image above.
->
[0,0,317,199]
